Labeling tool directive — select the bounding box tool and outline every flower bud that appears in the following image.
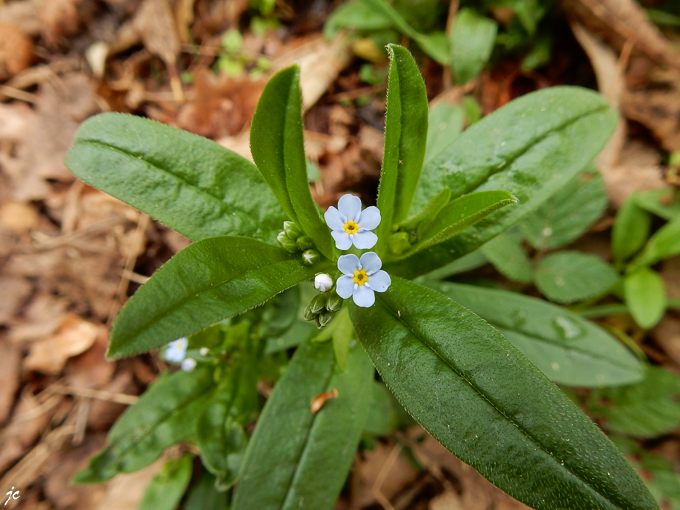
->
[314,273,333,292]
[304,307,317,321]
[199,347,209,356]
[317,311,336,328]
[302,249,320,266]
[326,293,343,312]
[181,358,197,372]
[277,232,298,253]
[309,294,327,315]
[296,235,314,251]
[283,221,303,240]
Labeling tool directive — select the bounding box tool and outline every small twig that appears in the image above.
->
[443,0,460,89]
[122,269,150,285]
[373,443,403,510]
[332,85,384,101]
[48,384,139,405]
[108,213,150,325]
[72,398,91,446]
[0,85,37,103]
[20,218,126,253]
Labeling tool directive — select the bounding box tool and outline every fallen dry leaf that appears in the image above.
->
[563,0,680,73]
[0,23,33,80]
[0,201,40,234]
[24,314,102,374]
[94,455,167,510]
[39,0,84,47]
[0,276,32,325]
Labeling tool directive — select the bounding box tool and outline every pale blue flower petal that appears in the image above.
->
[324,206,345,230]
[331,230,353,250]
[337,254,360,275]
[353,285,375,307]
[360,252,382,274]
[367,270,391,292]
[336,275,355,299]
[165,338,188,363]
[338,194,362,222]
[359,206,381,230]
[353,230,378,249]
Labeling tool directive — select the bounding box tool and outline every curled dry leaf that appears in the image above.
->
[0,23,33,80]
[23,314,103,374]
[563,0,680,73]
[0,339,21,424]
[310,388,339,413]
[94,456,168,510]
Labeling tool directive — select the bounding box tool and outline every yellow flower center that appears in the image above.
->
[353,269,368,285]
[343,220,359,234]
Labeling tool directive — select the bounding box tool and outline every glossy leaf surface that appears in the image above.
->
[535,251,619,304]
[233,338,373,510]
[65,113,286,243]
[429,282,645,387]
[109,237,330,359]
[250,66,333,257]
[351,277,655,510]
[376,44,429,251]
[390,87,617,278]
[138,455,193,510]
[73,368,215,483]
[624,268,667,329]
[424,103,464,164]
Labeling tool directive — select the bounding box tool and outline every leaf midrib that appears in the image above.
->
[376,293,625,510]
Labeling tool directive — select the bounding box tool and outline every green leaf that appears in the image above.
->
[613,197,652,263]
[391,190,516,260]
[65,113,286,244]
[589,367,680,438]
[312,308,354,371]
[449,8,498,84]
[425,103,465,164]
[196,360,259,489]
[428,282,645,387]
[363,382,398,437]
[109,237,331,359]
[351,277,656,510]
[73,368,215,483]
[535,251,619,304]
[363,0,450,64]
[184,471,228,510]
[376,44,429,252]
[632,216,680,269]
[250,66,333,258]
[233,338,373,510]
[265,320,315,354]
[480,229,533,283]
[138,454,193,510]
[519,167,608,250]
[624,267,667,329]
[633,189,680,221]
[323,0,392,40]
[416,249,488,281]
[390,87,618,279]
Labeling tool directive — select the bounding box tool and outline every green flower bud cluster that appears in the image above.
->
[304,292,343,328]
[276,221,320,266]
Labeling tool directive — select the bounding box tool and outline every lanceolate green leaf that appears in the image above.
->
[138,455,193,510]
[73,368,215,484]
[65,113,286,244]
[631,215,680,269]
[376,44,429,254]
[389,87,618,278]
[233,339,373,510]
[250,66,333,258]
[351,278,656,510]
[429,282,644,387]
[109,237,331,359]
[612,197,651,263]
[481,229,533,283]
[449,8,498,84]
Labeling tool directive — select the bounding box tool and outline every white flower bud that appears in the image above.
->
[181,358,197,372]
[199,347,209,356]
[314,273,333,293]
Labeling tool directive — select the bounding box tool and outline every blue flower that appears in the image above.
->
[336,252,391,307]
[165,338,188,363]
[324,194,381,250]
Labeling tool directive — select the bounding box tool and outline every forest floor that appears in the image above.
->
[1,0,679,509]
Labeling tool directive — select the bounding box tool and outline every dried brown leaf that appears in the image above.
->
[133,0,179,65]
[0,23,32,80]
[24,314,102,374]
[0,339,21,424]
[310,388,338,413]
[0,276,32,325]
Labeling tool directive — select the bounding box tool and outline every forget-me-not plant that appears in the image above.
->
[336,252,391,307]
